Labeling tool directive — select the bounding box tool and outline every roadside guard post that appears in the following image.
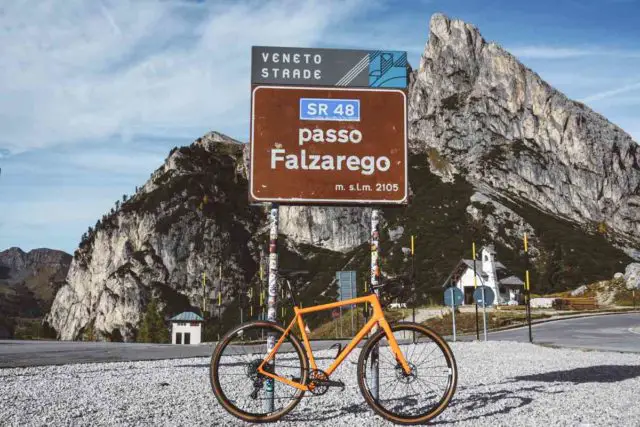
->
[524,233,533,343]
[444,287,463,341]
[250,47,409,406]
[411,236,416,325]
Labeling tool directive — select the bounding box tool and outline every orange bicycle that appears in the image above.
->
[210,270,457,424]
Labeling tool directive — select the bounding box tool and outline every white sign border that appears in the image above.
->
[250,85,408,205]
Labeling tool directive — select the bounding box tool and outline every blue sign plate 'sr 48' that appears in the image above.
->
[300,98,360,121]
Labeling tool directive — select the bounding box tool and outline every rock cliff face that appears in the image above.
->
[278,206,371,252]
[409,14,640,249]
[46,14,639,341]
[46,134,265,341]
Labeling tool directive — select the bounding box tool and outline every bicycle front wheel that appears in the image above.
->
[210,321,308,423]
[357,322,457,425]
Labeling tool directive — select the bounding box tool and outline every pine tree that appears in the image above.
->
[137,298,168,343]
[83,322,96,341]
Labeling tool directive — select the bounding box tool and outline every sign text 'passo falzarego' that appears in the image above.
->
[250,86,407,204]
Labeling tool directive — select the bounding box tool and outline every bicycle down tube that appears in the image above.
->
[257,293,412,391]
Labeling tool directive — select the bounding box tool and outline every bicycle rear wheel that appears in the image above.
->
[210,321,308,423]
[357,322,457,424]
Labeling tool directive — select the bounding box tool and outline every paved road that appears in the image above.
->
[2,313,640,368]
[0,338,350,368]
[0,340,216,368]
[458,312,640,353]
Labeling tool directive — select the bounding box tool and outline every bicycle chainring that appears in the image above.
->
[307,369,329,396]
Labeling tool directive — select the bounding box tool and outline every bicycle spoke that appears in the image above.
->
[211,322,306,420]
[359,324,457,423]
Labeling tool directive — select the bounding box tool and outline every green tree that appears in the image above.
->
[83,321,96,341]
[137,298,169,343]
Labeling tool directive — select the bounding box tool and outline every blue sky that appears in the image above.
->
[1,0,639,253]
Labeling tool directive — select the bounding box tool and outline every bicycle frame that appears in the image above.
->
[257,293,411,392]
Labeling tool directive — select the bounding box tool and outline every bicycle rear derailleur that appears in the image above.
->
[306,369,344,395]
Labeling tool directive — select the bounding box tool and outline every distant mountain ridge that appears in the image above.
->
[45,13,638,341]
[0,247,71,338]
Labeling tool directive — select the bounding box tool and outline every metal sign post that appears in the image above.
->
[451,294,456,342]
[472,242,480,340]
[481,286,487,342]
[370,209,381,401]
[265,204,279,413]
[473,286,494,342]
[444,287,463,341]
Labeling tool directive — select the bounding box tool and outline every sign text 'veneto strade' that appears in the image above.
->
[250,86,407,204]
[252,46,408,88]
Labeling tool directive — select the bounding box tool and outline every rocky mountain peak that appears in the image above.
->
[0,247,27,272]
[195,131,242,150]
[410,13,640,249]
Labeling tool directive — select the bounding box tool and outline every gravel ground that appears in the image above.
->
[2,341,640,426]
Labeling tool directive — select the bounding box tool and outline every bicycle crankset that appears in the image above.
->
[307,369,345,395]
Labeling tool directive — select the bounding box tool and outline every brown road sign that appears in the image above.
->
[249,85,407,205]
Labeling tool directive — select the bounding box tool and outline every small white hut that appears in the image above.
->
[442,245,524,305]
[170,312,204,345]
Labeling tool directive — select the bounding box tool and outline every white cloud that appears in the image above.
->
[509,46,640,59]
[580,81,640,103]
[0,0,371,154]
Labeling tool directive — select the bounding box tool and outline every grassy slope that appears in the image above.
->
[423,311,551,336]
[378,152,632,301]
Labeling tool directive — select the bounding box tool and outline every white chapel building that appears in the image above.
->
[170,312,204,345]
[442,245,524,305]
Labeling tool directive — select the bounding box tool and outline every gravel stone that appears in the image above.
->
[1,342,640,426]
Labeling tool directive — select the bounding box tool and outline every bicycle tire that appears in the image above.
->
[210,321,309,423]
[357,322,457,425]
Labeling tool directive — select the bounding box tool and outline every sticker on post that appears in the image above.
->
[300,98,360,121]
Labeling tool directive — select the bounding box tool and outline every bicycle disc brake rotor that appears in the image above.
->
[307,369,329,396]
[395,362,417,384]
